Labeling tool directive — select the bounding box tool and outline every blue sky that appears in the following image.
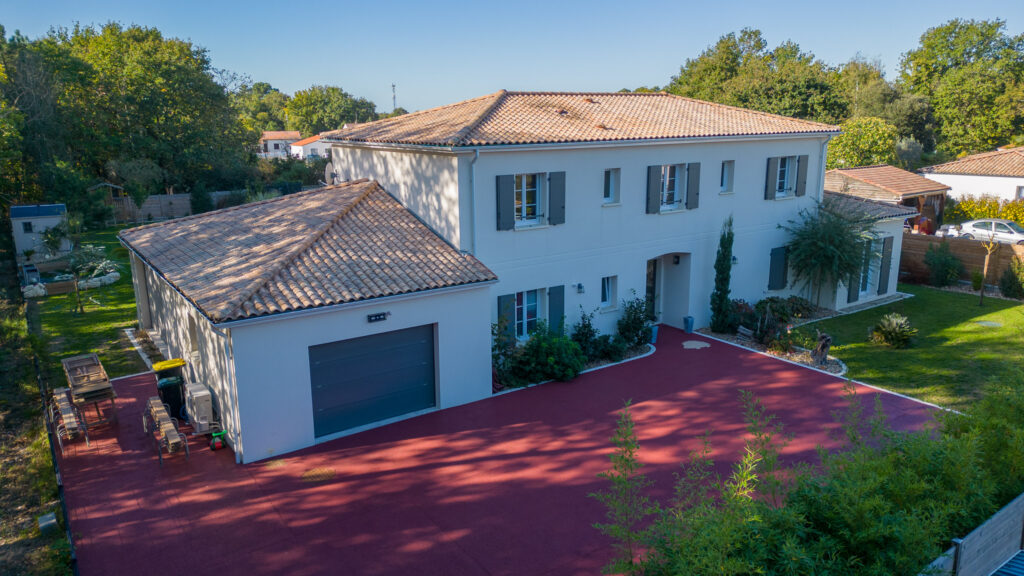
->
[2,0,1021,113]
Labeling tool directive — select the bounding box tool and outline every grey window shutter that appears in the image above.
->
[685,162,700,210]
[496,175,514,231]
[764,157,779,200]
[877,236,894,295]
[646,166,661,214]
[795,155,809,197]
[847,272,860,303]
[497,294,515,338]
[547,285,565,334]
[548,172,566,225]
[768,247,787,290]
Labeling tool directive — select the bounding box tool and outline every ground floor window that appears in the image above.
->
[601,275,617,308]
[515,289,539,338]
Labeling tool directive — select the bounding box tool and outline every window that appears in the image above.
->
[660,165,680,208]
[720,160,735,193]
[514,173,543,225]
[973,221,993,232]
[600,276,617,308]
[776,156,797,197]
[22,221,32,233]
[995,223,1013,234]
[1017,186,1024,201]
[187,316,199,354]
[603,169,620,204]
[860,240,877,293]
[515,290,539,338]
[273,143,280,150]
[768,247,788,290]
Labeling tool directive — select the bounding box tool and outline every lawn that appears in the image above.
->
[34,226,146,383]
[794,283,1024,412]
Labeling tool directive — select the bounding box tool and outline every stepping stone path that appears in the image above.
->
[682,340,711,349]
[976,321,1002,327]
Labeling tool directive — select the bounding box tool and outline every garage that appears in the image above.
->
[309,324,436,438]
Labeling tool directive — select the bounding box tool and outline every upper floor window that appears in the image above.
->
[603,169,620,204]
[764,155,808,200]
[496,172,566,230]
[515,174,542,225]
[647,163,700,214]
[720,160,735,194]
[22,221,32,233]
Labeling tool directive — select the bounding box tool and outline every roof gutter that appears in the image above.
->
[468,149,479,254]
[322,130,842,155]
[212,279,499,329]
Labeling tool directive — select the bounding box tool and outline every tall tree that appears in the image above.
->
[230,81,290,133]
[285,85,376,135]
[709,217,735,333]
[900,19,1024,154]
[827,117,899,169]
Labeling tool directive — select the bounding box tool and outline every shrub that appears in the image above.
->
[595,334,629,363]
[731,299,757,330]
[1000,257,1024,299]
[924,242,963,287]
[617,293,653,348]
[512,321,586,383]
[571,308,601,360]
[709,217,736,333]
[870,313,917,348]
[754,296,815,325]
[971,270,985,291]
[766,330,796,354]
[946,194,1024,226]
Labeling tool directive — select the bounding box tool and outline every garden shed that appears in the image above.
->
[119,180,497,462]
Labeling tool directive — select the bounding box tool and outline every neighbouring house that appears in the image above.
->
[824,164,950,228]
[821,192,918,310]
[258,130,302,158]
[919,147,1024,202]
[321,90,843,339]
[10,204,71,263]
[290,135,326,159]
[119,180,497,462]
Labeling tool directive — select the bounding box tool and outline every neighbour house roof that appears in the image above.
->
[10,204,66,219]
[919,148,1024,177]
[824,165,950,202]
[259,130,301,142]
[824,191,919,222]
[290,135,321,147]
[119,180,497,323]
[321,90,840,147]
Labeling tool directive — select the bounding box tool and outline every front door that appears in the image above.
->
[646,258,658,321]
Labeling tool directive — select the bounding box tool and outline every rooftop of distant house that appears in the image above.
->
[259,131,302,142]
[919,147,1024,178]
[825,165,950,202]
[10,204,67,219]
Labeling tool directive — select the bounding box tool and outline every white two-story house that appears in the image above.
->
[322,90,841,337]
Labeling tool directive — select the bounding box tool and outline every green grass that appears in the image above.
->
[794,284,1024,412]
[36,226,146,381]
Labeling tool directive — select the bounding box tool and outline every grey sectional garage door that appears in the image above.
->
[309,324,436,438]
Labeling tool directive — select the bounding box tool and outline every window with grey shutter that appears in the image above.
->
[548,285,565,334]
[795,154,809,197]
[496,175,514,231]
[685,162,700,210]
[877,236,893,295]
[765,157,779,200]
[497,294,515,338]
[646,166,661,214]
[768,247,787,290]
[548,172,566,225]
[847,271,860,303]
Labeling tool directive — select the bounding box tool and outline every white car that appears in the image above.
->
[957,219,1024,244]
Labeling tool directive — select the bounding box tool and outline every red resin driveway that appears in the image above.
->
[60,327,935,575]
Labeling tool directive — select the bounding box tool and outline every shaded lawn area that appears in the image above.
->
[34,226,146,382]
[794,283,1024,412]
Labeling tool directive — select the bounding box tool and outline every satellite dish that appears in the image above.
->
[324,162,338,185]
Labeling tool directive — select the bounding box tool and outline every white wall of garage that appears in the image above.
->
[227,284,493,463]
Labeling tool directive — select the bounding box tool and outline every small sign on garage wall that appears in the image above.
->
[367,312,389,323]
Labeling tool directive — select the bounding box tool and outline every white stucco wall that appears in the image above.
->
[227,285,492,463]
[130,253,240,450]
[330,146,462,247]
[922,173,1024,203]
[463,137,829,334]
[11,215,70,262]
[259,139,295,158]
[829,219,906,311]
[290,141,325,159]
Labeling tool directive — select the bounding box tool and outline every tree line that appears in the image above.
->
[644,20,1024,170]
[0,22,401,224]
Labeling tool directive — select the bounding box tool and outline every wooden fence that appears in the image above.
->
[900,232,1024,283]
[921,491,1024,575]
[108,194,192,223]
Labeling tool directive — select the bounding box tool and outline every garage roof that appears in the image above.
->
[824,191,920,222]
[119,180,496,323]
[825,165,950,201]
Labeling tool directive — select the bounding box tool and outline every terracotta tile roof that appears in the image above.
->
[920,148,1024,177]
[322,90,839,147]
[825,165,949,202]
[259,130,301,142]
[119,180,496,323]
[290,135,321,147]
[824,191,919,222]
